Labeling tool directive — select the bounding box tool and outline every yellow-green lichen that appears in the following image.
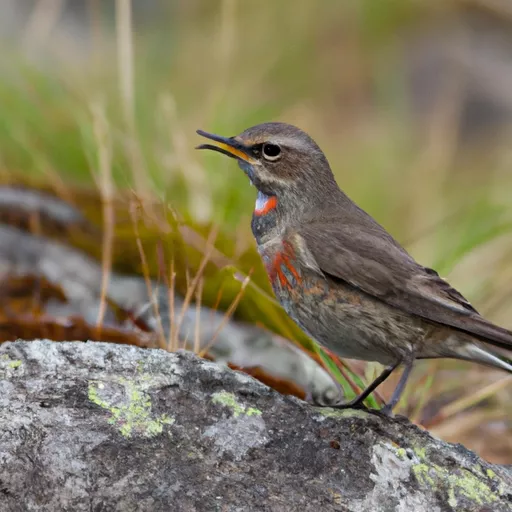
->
[413,464,437,487]
[211,391,262,418]
[316,408,369,420]
[0,354,23,375]
[395,448,407,459]
[486,469,496,479]
[414,446,427,460]
[88,378,174,438]
[413,463,498,507]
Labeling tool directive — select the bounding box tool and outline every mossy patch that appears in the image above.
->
[376,442,502,508]
[414,446,427,460]
[211,391,262,418]
[0,354,23,375]
[413,463,498,507]
[316,407,369,420]
[88,377,174,438]
[395,447,407,459]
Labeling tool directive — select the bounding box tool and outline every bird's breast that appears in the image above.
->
[258,238,305,305]
[257,239,426,364]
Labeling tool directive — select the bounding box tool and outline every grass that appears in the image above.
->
[0,0,511,462]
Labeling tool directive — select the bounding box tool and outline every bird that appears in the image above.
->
[196,122,512,415]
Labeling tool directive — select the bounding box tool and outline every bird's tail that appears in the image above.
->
[456,343,512,373]
[462,315,512,352]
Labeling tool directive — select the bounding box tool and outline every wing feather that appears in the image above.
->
[296,222,512,350]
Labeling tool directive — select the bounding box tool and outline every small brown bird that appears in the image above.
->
[197,122,512,415]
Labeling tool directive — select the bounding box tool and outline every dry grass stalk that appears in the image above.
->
[90,100,115,332]
[171,226,218,350]
[115,0,150,196]
[199,271,252,358]
[128,199,166,350]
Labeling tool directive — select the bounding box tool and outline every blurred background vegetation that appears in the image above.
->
[0,0,511,461]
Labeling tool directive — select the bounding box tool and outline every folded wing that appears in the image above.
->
[297,222,512,350]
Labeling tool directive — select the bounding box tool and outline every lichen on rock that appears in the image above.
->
[88,377,174,438]
[0,340,510,512]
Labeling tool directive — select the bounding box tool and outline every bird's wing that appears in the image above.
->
[295,221,512,349]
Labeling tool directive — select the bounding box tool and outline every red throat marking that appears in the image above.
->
[254,196,278,216]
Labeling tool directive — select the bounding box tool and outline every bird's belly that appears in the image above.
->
[272,267,426,365]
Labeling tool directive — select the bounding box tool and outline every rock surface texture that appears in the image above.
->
[0,340,510,512]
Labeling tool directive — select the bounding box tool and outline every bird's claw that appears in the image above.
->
[379,404,395,417]
[329,399,368,411]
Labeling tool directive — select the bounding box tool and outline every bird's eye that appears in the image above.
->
[262,143,281,161]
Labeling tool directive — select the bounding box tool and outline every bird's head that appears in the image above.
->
[196,122,339,222]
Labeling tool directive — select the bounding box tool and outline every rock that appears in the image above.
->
[0,340,510,512]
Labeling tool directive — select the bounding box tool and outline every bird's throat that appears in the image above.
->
[254,191,277,216]
[251,191,278,244]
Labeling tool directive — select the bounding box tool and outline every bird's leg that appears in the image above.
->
[380,356,415,416]
[330,362,399,410]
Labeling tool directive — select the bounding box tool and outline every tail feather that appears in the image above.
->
[461,344,512,373]
[464,316,512,352]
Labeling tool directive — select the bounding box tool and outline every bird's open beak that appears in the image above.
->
[196,130,257,164]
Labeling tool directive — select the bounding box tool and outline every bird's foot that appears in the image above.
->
[379,404,395,417]
[317,398,396,417]
[328,398,368,411]
[308,390,367,410]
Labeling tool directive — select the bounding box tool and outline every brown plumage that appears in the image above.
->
[197,122,512,415]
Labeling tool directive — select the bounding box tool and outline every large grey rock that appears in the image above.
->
[0,340,510,512]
